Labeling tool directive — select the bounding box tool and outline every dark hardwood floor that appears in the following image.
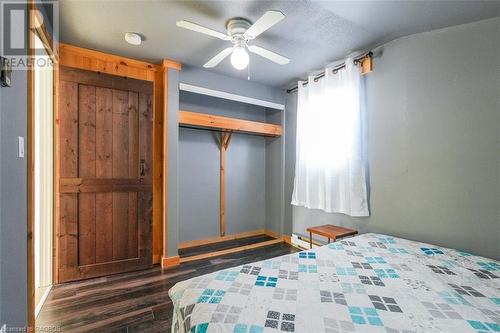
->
[37,242,299,333]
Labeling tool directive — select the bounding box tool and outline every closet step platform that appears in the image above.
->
[178,233,284,263]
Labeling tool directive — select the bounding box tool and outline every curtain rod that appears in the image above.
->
[286,51,373,94]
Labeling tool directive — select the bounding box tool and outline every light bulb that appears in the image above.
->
[230,46,249,70]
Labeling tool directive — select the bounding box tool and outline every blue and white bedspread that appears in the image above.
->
[169,233,499,333]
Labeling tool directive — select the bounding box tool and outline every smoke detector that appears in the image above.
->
[124,32,142,46]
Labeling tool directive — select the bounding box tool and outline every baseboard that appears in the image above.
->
[178,229,267,250]
[161,255,180,268]
[263,229,280,239]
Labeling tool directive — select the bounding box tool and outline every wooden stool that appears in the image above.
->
[306,224,358,249]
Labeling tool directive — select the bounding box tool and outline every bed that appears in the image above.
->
[168,233,499,333]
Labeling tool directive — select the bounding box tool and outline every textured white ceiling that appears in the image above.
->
[59,0,500,88]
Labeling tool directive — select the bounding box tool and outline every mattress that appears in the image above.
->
[168,233,499,333]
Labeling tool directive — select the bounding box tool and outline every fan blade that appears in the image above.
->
[176,20,230,40]
[203,47,233,68]
[243,10,284,39]
[248,45,290,65]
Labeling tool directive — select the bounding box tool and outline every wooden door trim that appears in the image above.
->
[59,43,181,81]
[59,43,159,80]
[160,62,168,265]
[53,49,60,287]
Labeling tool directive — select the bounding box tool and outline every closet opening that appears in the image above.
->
[176,86,285,263]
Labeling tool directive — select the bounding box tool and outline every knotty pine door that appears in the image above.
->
[58,67,153,282]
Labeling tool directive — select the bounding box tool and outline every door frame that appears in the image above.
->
[27,2,57,329]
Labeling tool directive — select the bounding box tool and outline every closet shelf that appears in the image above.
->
[179,111,282,137]
[180,83,285,110]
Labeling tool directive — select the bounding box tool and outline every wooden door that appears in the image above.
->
[58,67,153,282]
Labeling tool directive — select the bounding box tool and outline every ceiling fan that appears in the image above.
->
[176,10,290,71]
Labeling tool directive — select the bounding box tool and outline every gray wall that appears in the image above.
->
[265,109,285,235]
[1,1,28,326]
[0,67,28,326]
[178,127,223,241]
[0,59,2,326]
[283,94,297,237]
[285,17,500,259]
[176,66,285,244]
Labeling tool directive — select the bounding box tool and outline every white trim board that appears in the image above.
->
[35,285,52,318]
[179,83,285,111]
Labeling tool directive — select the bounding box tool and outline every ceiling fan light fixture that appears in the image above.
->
[176,11,289,70]
[230,46,249,70]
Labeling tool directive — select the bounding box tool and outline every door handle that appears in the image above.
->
[140,159,146,177]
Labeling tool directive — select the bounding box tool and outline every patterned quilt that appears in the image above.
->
[168,233,500,333]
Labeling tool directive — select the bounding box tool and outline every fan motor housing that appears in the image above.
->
[226,18,252,37]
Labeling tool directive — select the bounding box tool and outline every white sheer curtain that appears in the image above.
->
[291,57,369,216]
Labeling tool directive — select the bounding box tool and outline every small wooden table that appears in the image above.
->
[306,224,358,249]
